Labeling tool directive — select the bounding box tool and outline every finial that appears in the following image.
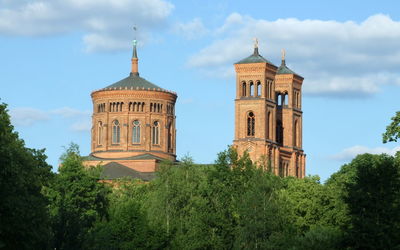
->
[281,48,286,61]
[253,37,259,49]
[132,26,138,59]
[131,26,139,76]
[253,37,259,55]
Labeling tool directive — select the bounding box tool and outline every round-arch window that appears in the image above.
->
[132,120,141,144]
[247,112,255,136]
[152,121,160,144]
[112,120,120,144]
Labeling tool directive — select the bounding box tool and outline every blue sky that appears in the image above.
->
[1,0,400,181]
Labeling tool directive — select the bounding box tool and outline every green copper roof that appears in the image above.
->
[104,73,161,90]
[276,60,302,78]
[235,48,272,64]
[101,162,155,181]
[84,153,165,161]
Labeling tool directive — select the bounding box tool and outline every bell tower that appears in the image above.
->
[233,41,306,178]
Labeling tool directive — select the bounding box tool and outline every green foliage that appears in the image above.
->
[85,180,168,250]
[146,157,215,249]
[45,143,110,250]
[344,153,400,249]
[294,225,343,250]
[284,176,348,234]
[383,111,400,143]
[3,103,400,249]
[0,102,53,249]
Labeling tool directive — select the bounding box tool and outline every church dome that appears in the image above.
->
[103,73,162,91]
[84,38,178,179]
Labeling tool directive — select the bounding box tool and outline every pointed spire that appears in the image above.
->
[253,37,259,55]
[132,39,138,59]
[131,26,139,76]
[281,48,286,66]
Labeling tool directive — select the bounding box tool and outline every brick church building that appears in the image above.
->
[84,38,305,180]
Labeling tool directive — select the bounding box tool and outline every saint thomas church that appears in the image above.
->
[83,38,306,181]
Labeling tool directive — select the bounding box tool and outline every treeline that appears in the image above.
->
[1,102,400,250]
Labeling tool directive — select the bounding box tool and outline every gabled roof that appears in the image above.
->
[235,48,273,64]
[104,73,162,90]
[101,162,155,181]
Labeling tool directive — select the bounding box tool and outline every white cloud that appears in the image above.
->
[331,145,400,161]
[0,0,174,51]
[187,13,400,97]
[70,119,91,132]
[10,106,91,132]
[51,107,90,118]
[10,107,49,126]
[172,18,208,40]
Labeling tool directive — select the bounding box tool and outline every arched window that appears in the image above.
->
[167,122,172,152]
[267,111,270,139]
[112,120,120,144]
[276,121,283,145]
[267,81,271,99]
[152,121,160,145]
[98,121,102,145]
[277,94,282,106]
[242,81,246,97]
[132,120,140,144]
[294,120,299,147]
[257,81,261,97]
[247,112,255,136]
[250,81,254,96]
[284,94,288,106]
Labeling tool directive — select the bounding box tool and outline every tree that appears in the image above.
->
[0,102,53,249]
[146,157,215,249]
[383,111,400,143]
[285,176,348,234]
[45,144,110,250]
[344,153,400,249]
[85,180,168,250]
[234,170,293,250]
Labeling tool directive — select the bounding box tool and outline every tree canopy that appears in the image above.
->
[1,102,400,249]
[0,103,53,249]
[383,111,400,143]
